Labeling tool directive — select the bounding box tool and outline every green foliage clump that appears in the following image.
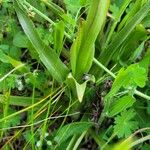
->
[0,0,150,149]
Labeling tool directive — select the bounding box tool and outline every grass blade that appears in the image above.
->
[54,122,93,144]
[99,1,150,68]
[105,0,132,47]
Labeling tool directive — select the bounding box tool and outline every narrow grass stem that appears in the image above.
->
[134,90,150,100]
[0,87,64,123]
[23,1,71,39]
[104,0,132,48]
[72,131,87,150]
[66,135,79,150]
[39,79,53,150]
[23,1,54,24]
[93,58,116,78]
[130,135,150,148]
[0,89,11,139]
[31,85,35,150]
[101,133,116,150]
[93,58,150,101]
[0,64,25,82]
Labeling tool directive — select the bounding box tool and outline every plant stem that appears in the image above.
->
[134,90,150,100]
[0,88,64,123]
[23,1,54,24]
[23,1,71,39]
[93,58,116,78]
[0,64,25,82]
[93,58,150,101]
[101,133,116,150]
[130,135,150,148]
[31,85,35,150]
[73,131,87,150]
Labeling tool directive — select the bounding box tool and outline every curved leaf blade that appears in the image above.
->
[70,0,110,81]
[14,1,69,82]
[108,95,136,117]
[54,122,93,144]
[100,1,150,67]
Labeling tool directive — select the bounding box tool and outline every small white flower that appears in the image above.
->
[49,28,53,33]
[15,79,24,91]
[25,78,30,84]
[47,140,52,146]
[36,141,41,147]
[33,70,38,76]
[45,132,49,138]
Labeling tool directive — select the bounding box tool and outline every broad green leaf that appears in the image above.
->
[110,3,119,17]
[64,0,89,8]
[108,95,136,117]
[54,21,65,56]
[54,122,93,144]
[70,21,85,78]
[0,75,16,90]
[70,0,110,81]
[14,1,69,83]
[105,68,126,99]
[13,31,29,48]
[61,13,76,26]
[114,109,138,138]
[0,49,9,63]
[13,31,39,59]
[106,63,147,100]
[0,45,9,53]
[125,64,147,88]
[63,0,89,15]
[66,73,95,102]
[80,0,90,6]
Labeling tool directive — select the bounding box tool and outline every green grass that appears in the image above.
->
[0,0,150,149]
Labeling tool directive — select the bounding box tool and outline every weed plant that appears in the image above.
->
[0,0,150,149]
